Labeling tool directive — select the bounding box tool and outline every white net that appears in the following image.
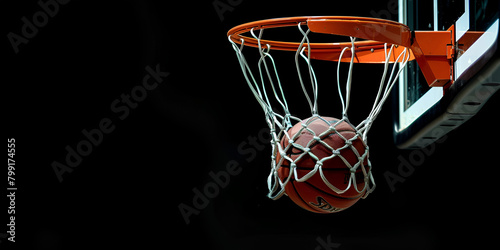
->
[228,23,410,202]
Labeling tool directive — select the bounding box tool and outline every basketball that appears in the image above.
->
[277,116,370,213]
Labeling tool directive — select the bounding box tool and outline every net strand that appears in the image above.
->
[336,37,357,119]
[295,25,319,115]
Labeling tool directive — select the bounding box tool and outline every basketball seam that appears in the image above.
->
[307,130,358,150]
[290,180,325,213]
[299,128,355,135]
[280,165,368,171]
[302,181,364,200]
[284,130,360,155]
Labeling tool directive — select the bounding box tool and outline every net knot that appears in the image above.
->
[365,118,374,127]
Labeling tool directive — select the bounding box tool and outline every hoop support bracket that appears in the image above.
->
[307,18,456,88]
[411,25,456,87]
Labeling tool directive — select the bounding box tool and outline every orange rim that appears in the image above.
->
[227,16,415,63]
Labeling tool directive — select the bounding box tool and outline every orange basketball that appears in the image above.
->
[277,116,370,213]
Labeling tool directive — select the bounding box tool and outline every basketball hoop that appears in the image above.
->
[227,16,412,212]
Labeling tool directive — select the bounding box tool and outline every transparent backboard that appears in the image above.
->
[394,0,500,149]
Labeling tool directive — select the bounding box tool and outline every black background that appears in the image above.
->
[4,0,499,249]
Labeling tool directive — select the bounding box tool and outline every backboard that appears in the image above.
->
[394,0,500,149]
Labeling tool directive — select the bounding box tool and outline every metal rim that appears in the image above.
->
[227,16,413,63]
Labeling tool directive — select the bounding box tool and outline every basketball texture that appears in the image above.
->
[277,116,370,213]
